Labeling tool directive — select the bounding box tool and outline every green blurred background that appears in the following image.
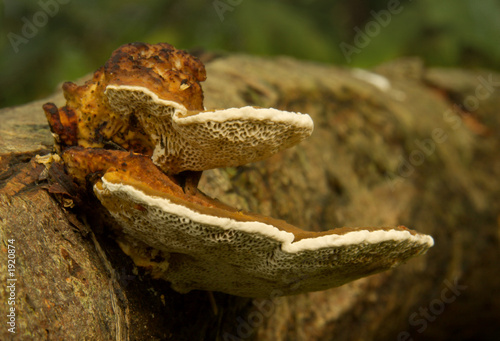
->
[1,0,500,109]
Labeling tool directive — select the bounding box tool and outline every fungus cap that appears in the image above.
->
[44,42,315,174]
[43,42,206,160]
[104,42,206,111]
[64,148,433,298]
[95,172,433,297]
[104,82,314,173]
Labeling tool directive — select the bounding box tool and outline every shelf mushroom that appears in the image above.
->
[44,42,434,298]
[43,42,313,175]
[62,147,433,298]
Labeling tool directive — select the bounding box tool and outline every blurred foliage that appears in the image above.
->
[1,0,499,108]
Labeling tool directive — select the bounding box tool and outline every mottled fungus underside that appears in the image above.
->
[44,42,434,297]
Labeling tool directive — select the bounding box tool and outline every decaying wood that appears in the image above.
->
[1,54,499,340]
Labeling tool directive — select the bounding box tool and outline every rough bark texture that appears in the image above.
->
[1,54,499,340]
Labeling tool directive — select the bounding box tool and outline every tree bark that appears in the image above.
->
[1,54,499,340]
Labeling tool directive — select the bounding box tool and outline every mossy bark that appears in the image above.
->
[1,54,499,340]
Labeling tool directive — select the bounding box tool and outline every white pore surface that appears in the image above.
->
[97,178,433,253]
[105,84,188,116]
[97,178,295,242]
[173,106,314,129]
[287,229,434,253]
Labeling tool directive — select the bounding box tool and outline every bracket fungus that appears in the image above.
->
[43,42,313,174]
[44,42,434,298]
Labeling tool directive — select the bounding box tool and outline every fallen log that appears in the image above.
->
[0,54,498,340]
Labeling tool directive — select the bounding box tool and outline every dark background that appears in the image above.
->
[1,0,499,109]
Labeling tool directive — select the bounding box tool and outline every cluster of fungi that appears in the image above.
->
[43,42,433,297]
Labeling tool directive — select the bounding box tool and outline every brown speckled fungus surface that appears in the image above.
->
[44,42,313,175]
[44,42,434,298]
